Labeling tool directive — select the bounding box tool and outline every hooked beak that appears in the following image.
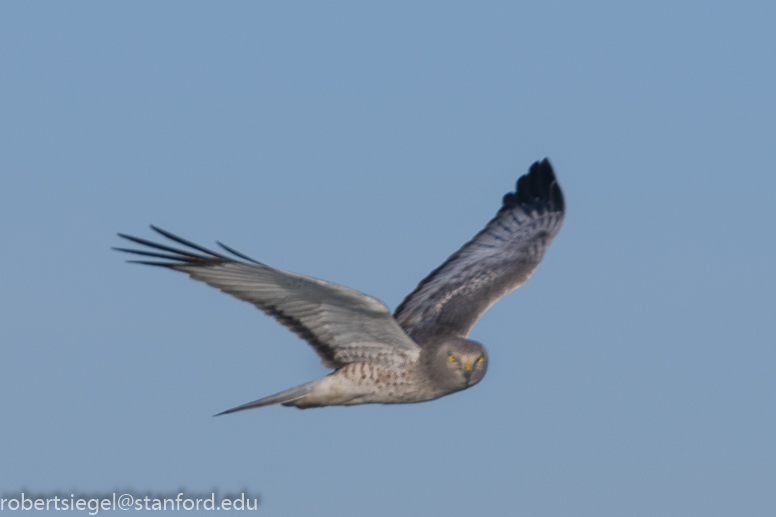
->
[463,361,473,383]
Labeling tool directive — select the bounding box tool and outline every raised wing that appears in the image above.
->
[116,226,420,369]
[394,158,565,342]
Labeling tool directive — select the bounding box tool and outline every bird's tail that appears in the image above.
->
[214,379,321,416]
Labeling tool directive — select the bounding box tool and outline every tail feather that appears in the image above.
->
[214,379,321,416]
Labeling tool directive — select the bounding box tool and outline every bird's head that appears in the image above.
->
[427,337,488,391]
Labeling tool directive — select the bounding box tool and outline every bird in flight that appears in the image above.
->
[115,159,565,414]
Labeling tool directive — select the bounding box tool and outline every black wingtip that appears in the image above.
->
[116,232,189,255]
[149,225,228,259]
[501,158,564,214]
[217,241,265,265]
[124,260,178,267]
[115,224,268,274]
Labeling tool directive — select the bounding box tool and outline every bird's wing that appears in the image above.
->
[394,159,565,341]
[115,226,420,369]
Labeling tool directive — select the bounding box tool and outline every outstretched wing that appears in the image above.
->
[394,158,565,342]
[116,226,419,369]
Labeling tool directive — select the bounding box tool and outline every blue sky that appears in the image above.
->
[1,2,775,516]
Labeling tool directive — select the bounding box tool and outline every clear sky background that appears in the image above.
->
[1,2,775,516]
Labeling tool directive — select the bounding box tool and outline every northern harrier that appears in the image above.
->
[115,159,565,414]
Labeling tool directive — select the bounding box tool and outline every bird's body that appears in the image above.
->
[283,361,426,408]
[269,336,488,409]
[115,159,564,414]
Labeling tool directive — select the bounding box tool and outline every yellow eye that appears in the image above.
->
[448,355,456,363]
[477,357,484,363]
